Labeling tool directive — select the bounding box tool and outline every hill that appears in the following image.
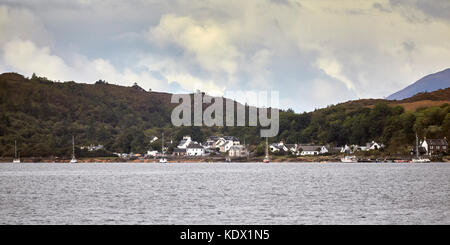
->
[386,68,450,100]
[0,72,449,158]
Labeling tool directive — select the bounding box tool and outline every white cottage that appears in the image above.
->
[186,143,205,156]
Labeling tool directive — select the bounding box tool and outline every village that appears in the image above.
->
[80,135,448,163]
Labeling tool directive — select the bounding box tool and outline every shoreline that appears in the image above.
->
[1,155,449,163]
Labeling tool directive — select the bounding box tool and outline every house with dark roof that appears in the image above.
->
[297,145,322,156]
[173,148,186,156]
[186,142,205,156]
[421,138,448,156]
[177,136,193,149]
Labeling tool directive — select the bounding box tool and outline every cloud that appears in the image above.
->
[3,39,72,80]
[137,55,225,96]
[0,5,51,47]
[1,1,450,112]
[390,0,450,22]
[316,57,358,95]
[148,14,240,77]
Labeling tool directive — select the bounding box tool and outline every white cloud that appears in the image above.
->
[148,14,240,76]
[316,57,358,96]
[2,39,72,80]
[1,1,450,112]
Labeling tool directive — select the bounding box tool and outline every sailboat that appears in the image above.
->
[411,133,430,163]
[70,135,77,163]
[13,140,20,163]
[159,133,167,163]
[263,137,270,163]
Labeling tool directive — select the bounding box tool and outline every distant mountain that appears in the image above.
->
[387,68,450,100]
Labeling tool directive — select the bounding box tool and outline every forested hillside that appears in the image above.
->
[0,72,449,157]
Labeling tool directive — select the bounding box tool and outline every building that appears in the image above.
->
[229,145,248,157]
[285,144,298,154]
[410,146,427,156]
[149,136,158,143]
[186,143,205,156]
[146,150,158,157]
[358,141,383,151]
[173,148,186,156]
[80,144,104,151]
[177,136,193,149]
[421,138,448,156]
[206,136,240,152]
[319,145,329,154]
[270,141,288,153]
[298,145,321,156]
[328,146,343,154]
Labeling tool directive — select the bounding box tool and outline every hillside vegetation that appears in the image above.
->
[0,72,449,157]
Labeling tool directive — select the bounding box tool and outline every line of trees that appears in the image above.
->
[0,73,448,157]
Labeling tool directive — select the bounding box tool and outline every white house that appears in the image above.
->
[341,144,358,153]
[319,145,329,154]
[298,145,321,156]
[220,140,236,152]
[270,141,289,153]
[285,144,298,154]
[203,136,219,149]
[177,136,193,149]
[270,144,281,152]
[150,136,158,143]
[146,150,158,157]
[186,143,205,156]
[80,144,104,151]
[369,141,383,150]
[210,136,240,153]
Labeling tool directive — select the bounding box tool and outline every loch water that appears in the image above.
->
[0,162,449,224]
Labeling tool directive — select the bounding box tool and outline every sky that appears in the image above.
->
[0,0,449,112]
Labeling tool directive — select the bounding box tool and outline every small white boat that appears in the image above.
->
[159,158,167,163]
[411,158,430,163]
[226,157,231,163]
[70,157,78,163]
[13,140,20,163]
[341,155,358,163]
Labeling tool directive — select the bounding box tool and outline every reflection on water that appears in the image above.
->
[0,162,449,224]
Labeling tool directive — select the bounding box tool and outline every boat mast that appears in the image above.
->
[72,135,75,159]
[416,132,419,158]
[161,132,164,156]
[265,137,269,158]
[15,140,17,159]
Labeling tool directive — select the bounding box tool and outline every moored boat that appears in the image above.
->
[341,155,357,163]
[13,140,20,163]
[394,159,408,163]
[70,136,77,163]
[411,158,431,163]
[411,133,430,163]
[159,132,167,163]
